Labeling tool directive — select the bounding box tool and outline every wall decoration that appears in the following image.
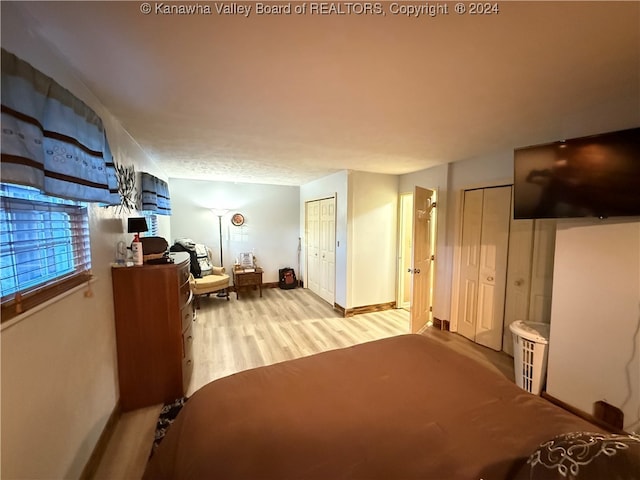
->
[231,213,245,226]
[114,162,136,214]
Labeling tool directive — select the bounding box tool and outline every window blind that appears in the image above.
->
[145,213,159,236]
[0,184,91,321]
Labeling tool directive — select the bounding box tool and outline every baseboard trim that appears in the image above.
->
[79,400,121,480]
[334,301,396,318]
[229,282,280,292]
[540,392,626,434]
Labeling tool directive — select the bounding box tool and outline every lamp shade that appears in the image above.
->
[127,217,148,233]
[211,208,229,217]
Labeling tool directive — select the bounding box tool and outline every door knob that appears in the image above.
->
[487,276,494,281]
[407,268,412,273]
[415,268,421,274]
[514,279,524,286]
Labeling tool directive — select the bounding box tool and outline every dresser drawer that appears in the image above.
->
[182,324,194,391]
[179,278,191,307]
[178,262,190,285]
[235,272,262,286]
[180,302,194,333]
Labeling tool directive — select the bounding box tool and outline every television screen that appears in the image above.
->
[513,127,640,219]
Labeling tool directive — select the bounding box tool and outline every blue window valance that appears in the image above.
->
[140,172,171,215]
[1,48,119,205]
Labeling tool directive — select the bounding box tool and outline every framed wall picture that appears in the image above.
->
[239,252,254,268]
[231,213,245,226]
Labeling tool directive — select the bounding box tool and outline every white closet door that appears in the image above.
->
[457,186,511,351]
[457,189,484,343]
[474,186,511,351]
[306,201,320,295]
[503,218,556,355]
[503,217,534,355]
[319,198,336,304]
[528,219,556,323]
[305,197,336,305]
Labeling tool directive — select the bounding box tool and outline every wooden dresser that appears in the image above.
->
[111,252,193,411]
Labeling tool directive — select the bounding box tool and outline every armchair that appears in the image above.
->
[189,247,230,308]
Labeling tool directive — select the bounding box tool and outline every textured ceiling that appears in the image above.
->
[11,1,640,185]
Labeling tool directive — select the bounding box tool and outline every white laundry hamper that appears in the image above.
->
[509,321,550,395]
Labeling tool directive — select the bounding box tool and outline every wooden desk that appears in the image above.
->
[233,267,263,299]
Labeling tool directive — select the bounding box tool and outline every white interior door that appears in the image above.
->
[410,187,435,334]
[319,198,336,304]
[457,186,511,351]
[305,201,320,295]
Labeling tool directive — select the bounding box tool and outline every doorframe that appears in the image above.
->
[449,182,512,333]
[396,192,413,310]
[397,187,438,330]
[303,195,337,303]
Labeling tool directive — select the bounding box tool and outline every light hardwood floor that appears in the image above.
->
[92,287,514,480]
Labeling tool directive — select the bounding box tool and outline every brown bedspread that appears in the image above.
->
[143,334,603,480]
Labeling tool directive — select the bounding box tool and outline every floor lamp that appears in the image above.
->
[211,209,228,297]
[211,209,228,265]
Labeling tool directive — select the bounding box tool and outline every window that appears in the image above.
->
[0,183,91,322]
[144,213,159,236]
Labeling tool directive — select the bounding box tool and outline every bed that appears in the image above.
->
[143,334,639,480]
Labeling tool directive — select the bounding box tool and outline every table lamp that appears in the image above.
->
[127,217,149,242]
[127,217,148,265]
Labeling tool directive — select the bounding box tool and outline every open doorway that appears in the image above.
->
[396,193,413,311]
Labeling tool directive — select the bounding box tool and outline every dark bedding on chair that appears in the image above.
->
[143,334,606,480]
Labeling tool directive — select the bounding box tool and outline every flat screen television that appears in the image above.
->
[513,127,640,219]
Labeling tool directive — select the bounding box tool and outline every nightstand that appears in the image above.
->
[232,267,263,299]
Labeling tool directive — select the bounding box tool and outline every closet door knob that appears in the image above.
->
[514,279,524,286]
[487,276,494,281]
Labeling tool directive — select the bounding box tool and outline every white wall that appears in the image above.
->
[1,4,166,479]
[300,171,349,307]
[546,219,640,432]
[169,179,300,284]
[348,171,399,309]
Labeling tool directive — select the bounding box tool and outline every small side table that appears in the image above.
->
[232,267,263,299]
